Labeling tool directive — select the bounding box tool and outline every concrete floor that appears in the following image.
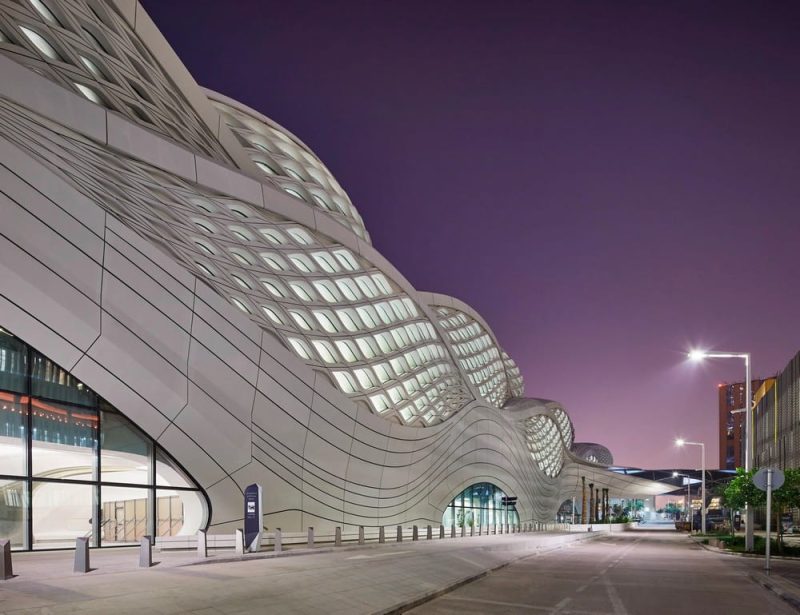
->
[409,529,797,614]
[1,530,795,614]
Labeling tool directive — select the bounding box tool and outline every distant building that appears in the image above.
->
[718,379,764,469]
[753,351,800,470]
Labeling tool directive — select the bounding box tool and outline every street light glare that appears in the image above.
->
[672,471,679,477]
[687,350,706,362]
[675,438,685,447]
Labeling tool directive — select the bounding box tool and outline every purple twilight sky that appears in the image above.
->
[142,0,800,470]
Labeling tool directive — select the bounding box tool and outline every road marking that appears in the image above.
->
[576,584,587,593]
[439,595,553,611]
[553,596,572,613]
[346,550,412,560]
[604,575,629,615]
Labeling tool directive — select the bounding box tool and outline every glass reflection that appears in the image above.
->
[0,327,208,550]
[32,400,98,480]
[32,481,96,549]
[442,482,519,528]
[0,479,26,548]
[101,404,151,484]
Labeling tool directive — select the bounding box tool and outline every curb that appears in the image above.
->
[374,532,601,614]
[749,571,800,612]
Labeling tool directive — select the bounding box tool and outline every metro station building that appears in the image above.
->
[0,0,662,549]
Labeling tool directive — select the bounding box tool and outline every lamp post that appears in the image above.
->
[676,439,705,534]
[687,350,753,550]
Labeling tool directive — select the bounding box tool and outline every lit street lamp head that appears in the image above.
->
[687,350,706,362]
[675,438,685,447]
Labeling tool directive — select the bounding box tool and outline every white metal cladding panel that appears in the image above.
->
[0,13,658,533]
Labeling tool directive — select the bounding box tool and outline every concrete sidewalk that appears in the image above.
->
[0,531,597,614]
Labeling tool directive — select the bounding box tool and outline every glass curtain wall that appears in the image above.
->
[0,327,208,550]
[441,482,519,528]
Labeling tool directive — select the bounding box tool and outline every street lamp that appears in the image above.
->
[676,439,706,534]
[687,350,753,550]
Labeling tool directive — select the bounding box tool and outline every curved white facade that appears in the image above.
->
[0,0,664,546]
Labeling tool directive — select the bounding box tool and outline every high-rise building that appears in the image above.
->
[753,351,800,471]
[718,379,764,469]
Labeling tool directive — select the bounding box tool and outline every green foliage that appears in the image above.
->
[723,468,765,511]
[723,467,800,552]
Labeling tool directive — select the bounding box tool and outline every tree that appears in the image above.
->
[723,468,764,539]
[723,467,800,552]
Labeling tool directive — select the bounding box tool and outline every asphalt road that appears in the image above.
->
[409,529,795,614]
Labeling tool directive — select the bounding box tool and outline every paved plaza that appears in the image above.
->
[1,529,798,614]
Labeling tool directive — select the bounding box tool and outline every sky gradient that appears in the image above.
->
[142,0,800,469]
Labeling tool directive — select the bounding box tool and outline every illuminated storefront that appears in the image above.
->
[0,328,208,550]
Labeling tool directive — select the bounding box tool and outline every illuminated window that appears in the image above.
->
[255,161,277,175]
[288,282,314,302]
[332,249,358,271]
[74,83,104,105]
[355,337,379,359]
[231,297,250,313]
[262,280,285,298]
[286,228,313,245]
[194,220,215,234]
[288,254,315,273]
[311,340,337,364]
[231,274,251,290]
[312,281,338,303]
[259,229,286,245]
[312,252,340,273]
[80,55,105,80]
[29,0,60,25]
[287,338,312,360]
[194,262,215,277]
[335,278,361,301]
[335,340,358,362]
[20,26,60,60]
[261,253,287,271]
[313,311,339,333]
[194,240,215,255]
[332,371,358,394]
[336,309,360,332]
[288,310,314,331]
[284,168,305,181]
[230,250,253,266]
[283,187,305,201]
[261,305,283,324]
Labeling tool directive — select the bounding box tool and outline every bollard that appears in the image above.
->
[0,540,12,580]
[494,524,498,535]
[197,530,207,558]
[335,527,342,546]
[499,524,503,534]
[478,525,482,536]
[439,525,445,539]
[139,536,152,568]
[379,526,385,543]
[412,525,418,541]
[505,524,509,534]
[460,525,465,538]
[470,525,474,537]
[427,525,433,540]
[396,525,403,542]
[358,526,365,545]
[274,529,282,553]
[450,525,456,538]
[308,526,314,549]
[74,537,90,573]
[235,529,245,555]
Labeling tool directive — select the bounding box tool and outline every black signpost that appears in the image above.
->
[244,483,263,553]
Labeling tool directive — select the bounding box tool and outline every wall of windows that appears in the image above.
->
[0,327,208,550]
[442,482,519,529]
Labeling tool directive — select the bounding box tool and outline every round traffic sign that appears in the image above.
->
[753,467,785,491]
